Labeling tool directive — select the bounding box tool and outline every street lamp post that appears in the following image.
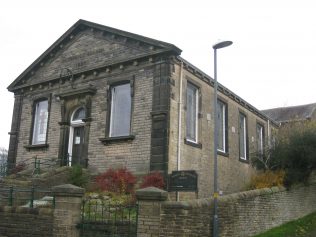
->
[212,40,233,237]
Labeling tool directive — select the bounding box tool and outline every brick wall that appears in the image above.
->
[136,182,316,237]
[0,206,53,237]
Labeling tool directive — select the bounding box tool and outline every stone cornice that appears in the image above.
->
[174,56,279,127]
[9,49,173,94]
[7,19,181,92]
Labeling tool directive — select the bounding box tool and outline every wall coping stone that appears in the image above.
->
[0,206,53,216]
[52,184,84,197]
[136,187,168,201]
[162,198,212,209]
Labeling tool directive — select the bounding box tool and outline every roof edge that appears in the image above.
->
[8,19,182,92]
[176,56,279,127]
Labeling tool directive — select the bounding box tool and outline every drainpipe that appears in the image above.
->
[267,119,271,148]
[176,61,184,201]
[177,61,184,171]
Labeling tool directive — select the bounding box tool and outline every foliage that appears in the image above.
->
[69,164,90,188]
[10,162,26,175]
[82,192,137,222]
[140,171,165,189]
[248,170,285,189]
[251,121,316,188]
[95,168,136,194]
[253,211,316,237]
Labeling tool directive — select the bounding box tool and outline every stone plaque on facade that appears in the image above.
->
[168,170,198,192]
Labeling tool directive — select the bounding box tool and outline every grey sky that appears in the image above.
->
[1,0,316,148]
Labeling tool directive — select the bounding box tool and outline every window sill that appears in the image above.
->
[184,138,202,149]
[217,151,229,157]
[239,157,249,164]
[99,135,135,145]
[24,144,49,150]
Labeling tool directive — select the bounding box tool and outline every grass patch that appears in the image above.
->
[254,211,316,237]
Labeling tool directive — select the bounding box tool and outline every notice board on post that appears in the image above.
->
[168,170,198,192]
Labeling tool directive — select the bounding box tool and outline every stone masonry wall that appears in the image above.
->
[88,67,153,175]
[136,182,316,237]
[0,206,53,237]
[13,27,156,176]
[168,61,276,198]
[0,184,84,237]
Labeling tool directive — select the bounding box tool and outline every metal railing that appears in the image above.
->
[0,156,59,178]
[79,196,138,237]
[0,186,55,208]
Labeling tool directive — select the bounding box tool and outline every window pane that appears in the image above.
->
[239,114,247,159]
[257,124,264,157]
[217,101,225,152]
[186,83,198,142]
[110,83,131,137]
[32,100,48,145]
[72,107,86,121]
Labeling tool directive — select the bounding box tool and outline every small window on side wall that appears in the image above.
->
[217,100,228,153]
[32,100,49,145]
[256,123,264,158]
[239,113,248,161]
[109,83,132,137]
[186,83,199,143]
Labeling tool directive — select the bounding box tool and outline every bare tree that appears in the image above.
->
[0,147,8,177]
[0,147,7,164]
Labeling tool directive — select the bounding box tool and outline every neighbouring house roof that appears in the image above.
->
[261,103,316,123]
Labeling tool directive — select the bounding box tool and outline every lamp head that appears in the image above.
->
[213,40,233,50]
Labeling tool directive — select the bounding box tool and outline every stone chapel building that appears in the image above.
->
[7,20,278,197]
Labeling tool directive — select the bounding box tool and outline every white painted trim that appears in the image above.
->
[67,107,85,166]
[217,102,226,153]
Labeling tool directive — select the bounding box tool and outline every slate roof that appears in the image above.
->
[261,103,316,123]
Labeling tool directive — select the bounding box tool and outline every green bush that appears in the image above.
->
[252,121,316,188]
[69,165,90,188]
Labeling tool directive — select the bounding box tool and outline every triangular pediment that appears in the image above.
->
[8,19,181,91]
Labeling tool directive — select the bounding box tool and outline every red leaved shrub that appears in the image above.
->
[95,168,136,194]
[140,171,165,189]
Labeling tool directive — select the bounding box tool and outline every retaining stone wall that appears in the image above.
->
[136,182,316,237]
[0,206,53,237]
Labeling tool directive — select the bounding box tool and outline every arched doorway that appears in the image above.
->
[68,107,86,166]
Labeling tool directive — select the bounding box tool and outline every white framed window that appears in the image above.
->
[186,83,199,143]
[32,100,49,145]
[239,113,248,160]
[109,83,132,137]
[217,100,227,153]
[256,123,264,157]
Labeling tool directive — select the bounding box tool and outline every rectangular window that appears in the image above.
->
[239,113,248,160]
[186,83,198,143]
[217,100,227,153]
[109,83,131,137]
[32,100,49,145]
[256,123,264,157]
